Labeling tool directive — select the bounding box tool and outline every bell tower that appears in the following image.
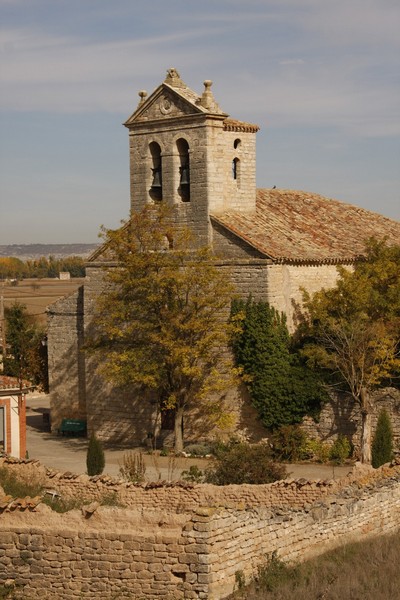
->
[124,68,259,247]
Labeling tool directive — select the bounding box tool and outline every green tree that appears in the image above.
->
[372,409,393,468]
[231,298,325,429]
[59,256,85,277]
[86,204,236,452]
[3,302,47,388]
[302,239,400,464]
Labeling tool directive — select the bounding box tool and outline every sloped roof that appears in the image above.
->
[0,375,33,393]
[223,118,259,133]
[211,189,400,263]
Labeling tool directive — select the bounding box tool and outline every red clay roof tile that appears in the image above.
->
[211,189,400,263]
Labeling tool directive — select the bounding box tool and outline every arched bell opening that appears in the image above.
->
[176,138,190,202]
[149,141,163,201]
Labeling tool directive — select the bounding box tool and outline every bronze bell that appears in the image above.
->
[151,167,162,188]
[179,164,190,186]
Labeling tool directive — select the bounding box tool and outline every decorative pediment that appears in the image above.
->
[124,86,205,126]
[124,68,227,126]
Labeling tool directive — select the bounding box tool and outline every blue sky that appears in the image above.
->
[0,0,399,244]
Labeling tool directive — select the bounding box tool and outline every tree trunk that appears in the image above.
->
[174,405,184,453]
[360,387,372,464]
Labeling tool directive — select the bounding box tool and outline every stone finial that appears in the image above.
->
[199,79,221,112]
[164,67,184,88]
[138,90,148,106]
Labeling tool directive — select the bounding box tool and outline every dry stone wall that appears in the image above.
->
[1,458,400,599]
[302,387,400,454]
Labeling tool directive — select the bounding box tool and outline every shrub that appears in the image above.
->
[372,409,393,468]
[119,451,146,483]
[256,551,299,593]
[330,435,352,464]
[183,443,211,456]
[181,465,204,483]
[86,434,105,476]
[303,438,331,463]
[270,425,308,462]
[205,441,287,485]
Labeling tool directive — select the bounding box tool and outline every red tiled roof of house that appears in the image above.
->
[0,375,32,390]
[211,189,400,263]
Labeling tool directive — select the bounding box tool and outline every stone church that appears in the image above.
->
[47,68,400,446]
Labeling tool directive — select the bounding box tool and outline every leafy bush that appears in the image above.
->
[303,438,332,463]
[205,441,287,485]
[256,551,299,593]
[270,425,308,462]
[86,434,105,476]
[119,451,146,483]
[372,409,393,468]
[183,443,211,456]
[181,465,204,483]
[330,435,352,464]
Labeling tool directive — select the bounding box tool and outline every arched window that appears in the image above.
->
[232,157,240,183]
[234,138,241,149]
[149,142,162,201]
[176,138,190,202]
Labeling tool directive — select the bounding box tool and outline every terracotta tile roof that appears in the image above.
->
[211,189,400,263]
[0,375,32,391]
[223,118,260,133]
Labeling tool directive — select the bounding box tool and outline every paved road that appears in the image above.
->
[25,393,352,481]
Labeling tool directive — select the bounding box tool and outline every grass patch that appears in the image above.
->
[0,466,122,512]
[42,490,123,513]
[0,467,43,498]
[229,532,400,599]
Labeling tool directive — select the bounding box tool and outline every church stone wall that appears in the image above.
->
[47,288,86,430]
[266,262,344,331]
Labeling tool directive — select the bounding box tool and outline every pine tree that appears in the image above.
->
[372,409,393,468]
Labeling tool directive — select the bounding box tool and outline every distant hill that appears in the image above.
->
[0,244,99,261]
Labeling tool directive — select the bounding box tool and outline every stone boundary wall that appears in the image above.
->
[1,460,400,599]
[1,457,348,512]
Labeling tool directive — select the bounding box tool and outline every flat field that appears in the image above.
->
[1,278,85,324]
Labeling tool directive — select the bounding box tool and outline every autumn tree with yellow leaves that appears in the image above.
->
[302,239,400,463]
[87,205,236,452]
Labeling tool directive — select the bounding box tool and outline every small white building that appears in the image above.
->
[59,272,71,281]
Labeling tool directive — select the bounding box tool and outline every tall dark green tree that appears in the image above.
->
[86,433,105,476]
[231,298,324,429]
[372,409,393,468]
